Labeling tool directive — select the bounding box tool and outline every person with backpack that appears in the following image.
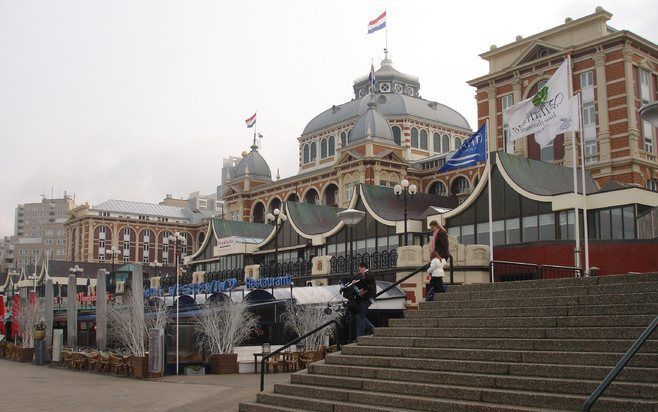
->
[347,261,376,339]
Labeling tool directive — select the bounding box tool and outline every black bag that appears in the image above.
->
[346,298,361,314]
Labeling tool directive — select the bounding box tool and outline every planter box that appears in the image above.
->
[19,347,35,363]
[209,353,238,374]
[133,355,149,379]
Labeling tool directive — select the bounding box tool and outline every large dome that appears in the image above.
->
[233,147,272,181]
[348,102,394,143]
[303,92,471,135]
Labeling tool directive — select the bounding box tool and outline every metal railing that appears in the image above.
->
[259,261,430,392]
[582,314,658,411]
[489,260,582,282]
[260,259,312,278]
[330,250,398,274]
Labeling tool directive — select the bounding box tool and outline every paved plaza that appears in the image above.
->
[0,360,291,412]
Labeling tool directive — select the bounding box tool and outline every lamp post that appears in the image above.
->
[266,208,288,276]
[149,260,163,279]
[167,231,186,375]
[394,179,418,246]
[69,265,84,308]
[337,209,365,277]
[105,247,122,276]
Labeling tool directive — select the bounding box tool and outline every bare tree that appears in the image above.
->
[195,300,257,355]
[284,302,339,351]
[15,296,43,348]
[106,292,147,356]
[145,297,168,332]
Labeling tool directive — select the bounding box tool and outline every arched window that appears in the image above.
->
[451,176,470,195]
[320,138,328,158]
[428,181,447,196]
[304,189,319,205]
[420,129,428,150]
[303,144,309,164]
[433,132,441,153]
[310,142,317,161]
[647,179,658,192]
[442,134,450,153]
[348,129,352,142]
[340,132,347,147]
[392,126,401,145]
[410,128,419,148]
[328,136,335,156]
[252,202,265,223]
[455,137,463,150]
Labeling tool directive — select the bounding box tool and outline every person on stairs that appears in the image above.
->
[350,261,376,340]
[426,251,447,302]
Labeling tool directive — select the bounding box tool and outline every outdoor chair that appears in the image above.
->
[98,353,111,373]
[264,353,282,373]
[86,352,100,372]
[283,352,300,372]
[60,350,72,368]
[109,354,127,375]
[71,352,87,370]
[125,355,135,377]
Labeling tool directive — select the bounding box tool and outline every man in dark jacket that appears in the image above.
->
[350,262,376,339]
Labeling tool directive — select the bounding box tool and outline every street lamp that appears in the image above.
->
[640,101,658,127]
[105,247,122,276]
[266,208,288,276]
[69,265,84,308]
[337,209,365,277]
[167,231,186,375]
[149,260,163,279]
[393,178,418,246]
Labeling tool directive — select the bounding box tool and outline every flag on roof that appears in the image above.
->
[367,11,386,34]
[368,63,376,87]
[245,113,257,128]
[438,124,487,173]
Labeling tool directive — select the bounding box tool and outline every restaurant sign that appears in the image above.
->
[245,275,292,289]
[144,278,238,298]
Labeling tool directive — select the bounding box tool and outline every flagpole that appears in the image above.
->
[385,10,388,52]
[486,118,494,283]
[567,54,581,273]
[576,92,591,276]
[253,110,258,148]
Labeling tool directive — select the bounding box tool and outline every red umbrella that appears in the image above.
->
[11,294,20,338]
[0,295,5,335]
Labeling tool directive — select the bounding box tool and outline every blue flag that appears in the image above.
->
[438,124,487,173]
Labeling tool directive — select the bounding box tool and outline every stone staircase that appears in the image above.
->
[240,272,658,412]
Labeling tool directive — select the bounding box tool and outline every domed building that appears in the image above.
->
[222,54,480,223]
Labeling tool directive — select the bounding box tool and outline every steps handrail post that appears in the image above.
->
[449,254,454,285]
[582,314,658,412]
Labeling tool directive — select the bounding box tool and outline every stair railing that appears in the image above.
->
[581,314,658,412]
[259,261,430,392]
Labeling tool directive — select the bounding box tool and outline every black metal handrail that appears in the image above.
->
[489,260,582,282]
[259,318,341,391]
[582,314,658,411]
[259,261,431,392]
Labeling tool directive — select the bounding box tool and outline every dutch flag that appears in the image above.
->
[367,11,386,34]
[245,112,257,128]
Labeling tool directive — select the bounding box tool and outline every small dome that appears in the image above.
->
[233,147,272,181]
[348,101,393,143]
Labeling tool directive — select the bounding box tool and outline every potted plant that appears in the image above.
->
[284,302,339,361]
[15,295,43,363]
[196,300,257,374]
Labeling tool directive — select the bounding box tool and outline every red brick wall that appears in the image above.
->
[493,240,658,275]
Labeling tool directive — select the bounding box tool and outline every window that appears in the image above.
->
[320,138,327,158]
[454,137,463,149]
[433,132,440,153]
[328,136,335,156]
[451,176,469,195]
[639,69,654,153]
[405,86,414,96]
[410,128,419,148]
[340,132,347,147]
[541,142,554,162]
[501,94,514,153]
[380,82,390,92]
[583,103,595,126]
[394,83,403,93]
[303,144,309,164]
[310,142,317,161]
[647,179,658,192]
[358,89,365,97]
[580,71,594,88]
[344,183,354,202]
[442,134,450,153]
[392,126,401,145]
[419,129,428,150]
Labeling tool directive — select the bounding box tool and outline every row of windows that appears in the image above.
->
[302,136,337,164]
[407,127,462,153]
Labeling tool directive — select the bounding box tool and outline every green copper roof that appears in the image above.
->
[497,151,598,196]
[212,219,272,240]
[360,184,457,221]
[286,201,343,235]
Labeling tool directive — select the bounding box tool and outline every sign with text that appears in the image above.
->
[246,275,292,289]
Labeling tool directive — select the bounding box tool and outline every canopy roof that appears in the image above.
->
[286,201,343,236]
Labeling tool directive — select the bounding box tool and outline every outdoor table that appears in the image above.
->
[252,352,270,374]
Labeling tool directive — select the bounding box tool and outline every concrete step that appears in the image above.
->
[324,354,658,383]
[374,326,652,340]
[308,362,658,400]
[270,383,573,412]
[340,345,658,368]
[451,272,658,293]
[356,335,658,353]
[239,402,306,412]
[419,291,658,311]
[405,303,658,318]
[392,314,656,328]
[437,281,658,303]
[256,392,417,412]
[289,371,658,411]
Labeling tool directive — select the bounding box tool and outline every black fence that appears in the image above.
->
[259,259,312,278]
[490,260,582,282]
[330,250,398,274]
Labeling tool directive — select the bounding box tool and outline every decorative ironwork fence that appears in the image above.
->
[330,249,398,274]
[260,259,312,278]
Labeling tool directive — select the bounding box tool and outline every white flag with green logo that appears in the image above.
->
[534,93,580,147]
[505,59,575,142]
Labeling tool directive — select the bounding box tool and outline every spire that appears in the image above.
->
[381,48,393,67]
[276,168,280,180]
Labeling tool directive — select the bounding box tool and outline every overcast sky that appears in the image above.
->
[1,0,656,236]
